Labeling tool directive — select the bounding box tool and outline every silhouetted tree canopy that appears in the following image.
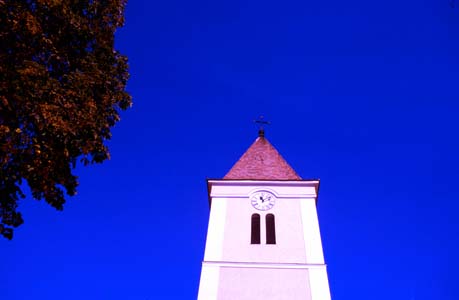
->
[0,0,131,239]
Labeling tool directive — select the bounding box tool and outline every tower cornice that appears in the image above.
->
[206,179,320,206]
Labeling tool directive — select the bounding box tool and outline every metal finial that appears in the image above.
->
[254,116,270,137]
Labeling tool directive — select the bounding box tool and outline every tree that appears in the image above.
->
[0,0,132,239]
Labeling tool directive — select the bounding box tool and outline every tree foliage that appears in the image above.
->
[0,0,131,239]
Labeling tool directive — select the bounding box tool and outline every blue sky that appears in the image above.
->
[2,0,459,299]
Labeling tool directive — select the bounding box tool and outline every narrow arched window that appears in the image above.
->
[251,214,261,244]
[266,214,276,244]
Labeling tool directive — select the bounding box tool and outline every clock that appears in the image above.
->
[250,191,276,211]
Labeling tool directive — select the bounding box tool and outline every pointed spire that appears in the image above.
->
[223,135,301,180]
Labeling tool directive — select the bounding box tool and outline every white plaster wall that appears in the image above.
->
[203,197,227,261]
[300,199,325,264]
[198,180,331,300]
[198,265,220,300]
[207,181,320,264]
[217,267,311,300]
[309,268,332,300]
[220,196,307,263]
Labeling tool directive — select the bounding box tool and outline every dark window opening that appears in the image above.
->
[266,214,276,244]
[251,214,261,244]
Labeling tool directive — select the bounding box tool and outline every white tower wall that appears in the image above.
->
[198,180,331,300]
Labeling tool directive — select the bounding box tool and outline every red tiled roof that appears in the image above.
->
[223,136,301,180]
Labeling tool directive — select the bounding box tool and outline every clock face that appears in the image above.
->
[250,191,276,211]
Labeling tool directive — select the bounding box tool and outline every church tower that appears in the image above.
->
[198,131,331,300]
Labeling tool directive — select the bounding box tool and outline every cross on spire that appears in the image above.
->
[254,116,270,137]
